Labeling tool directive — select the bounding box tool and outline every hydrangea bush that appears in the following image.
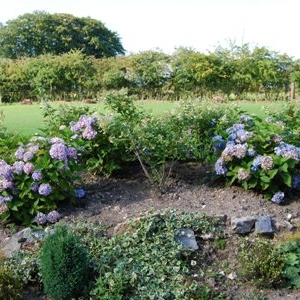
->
[213,114,300,203]
[0,135,83,225]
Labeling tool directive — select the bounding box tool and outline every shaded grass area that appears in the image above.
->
[0,100,286,136]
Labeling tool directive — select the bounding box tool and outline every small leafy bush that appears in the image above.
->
[39,225,91,300]
[40,102,91,137]
[278,240,300,288]
[238,238,285,288]
[4,242,42,288]
[213,113,300,201]
[0,265,23,300]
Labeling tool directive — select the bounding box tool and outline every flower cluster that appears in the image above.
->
[213,115,300,203]
[214,121,254,175]
[70,114,99,140]
[49,137,78,166]
[274,142,300,161]
[34,210,60,225]
[0,134,82,224]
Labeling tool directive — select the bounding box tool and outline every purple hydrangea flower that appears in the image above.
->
[49,143,67,161]
[50,137,65,144]
[34,212,47,225]
[240,115,252,123]
[1,178,13,189]
[23,162,35,175]
[31,182,39,192]
[23,151,34,162]
[82,126,97,140]
[46,210,60,223]
[66,147,78,159]
[32,171,42,181]
[12,161,25,174]
[271,191,284,204]
[75,188,85,198]
[14,146,25,160]
[38,183,52,196]
[0,195,12,204]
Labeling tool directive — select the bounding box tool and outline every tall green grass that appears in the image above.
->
[0,100,284,136]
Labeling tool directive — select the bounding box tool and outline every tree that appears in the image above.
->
[0,11,125,59]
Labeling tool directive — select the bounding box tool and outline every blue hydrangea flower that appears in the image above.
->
[292,175,300,189]
[38,183,52,196]
[271,191,284,204]
[247,148,256,157]
[75,188,86,198]
[274,142,300,161]
[251,155,262,172]
[215,158,227,175]
[212,135,226,152]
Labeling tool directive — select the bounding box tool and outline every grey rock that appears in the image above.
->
[231,216,256,234]
[175,228,199,251]
[255,216,274,235]
[1,227,33,257]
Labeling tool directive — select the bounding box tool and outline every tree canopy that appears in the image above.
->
[0,11,125,59]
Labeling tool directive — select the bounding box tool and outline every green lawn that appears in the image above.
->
[0,100,285,136]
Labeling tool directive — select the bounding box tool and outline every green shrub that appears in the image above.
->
[0,264,23,300]
[278,240,300,288]
[39,225,90,300]
[238,238,285,288]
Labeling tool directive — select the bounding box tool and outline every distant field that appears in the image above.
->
[0,100,286,136]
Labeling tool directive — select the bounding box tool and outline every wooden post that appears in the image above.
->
[290,82,295,100]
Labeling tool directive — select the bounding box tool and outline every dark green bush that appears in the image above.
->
[39,225,90,300]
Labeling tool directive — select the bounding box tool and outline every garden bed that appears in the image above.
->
[17,161,300,299]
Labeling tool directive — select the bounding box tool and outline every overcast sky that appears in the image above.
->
[0,0,299,58]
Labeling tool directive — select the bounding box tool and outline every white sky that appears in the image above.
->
[0,0,299,58]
